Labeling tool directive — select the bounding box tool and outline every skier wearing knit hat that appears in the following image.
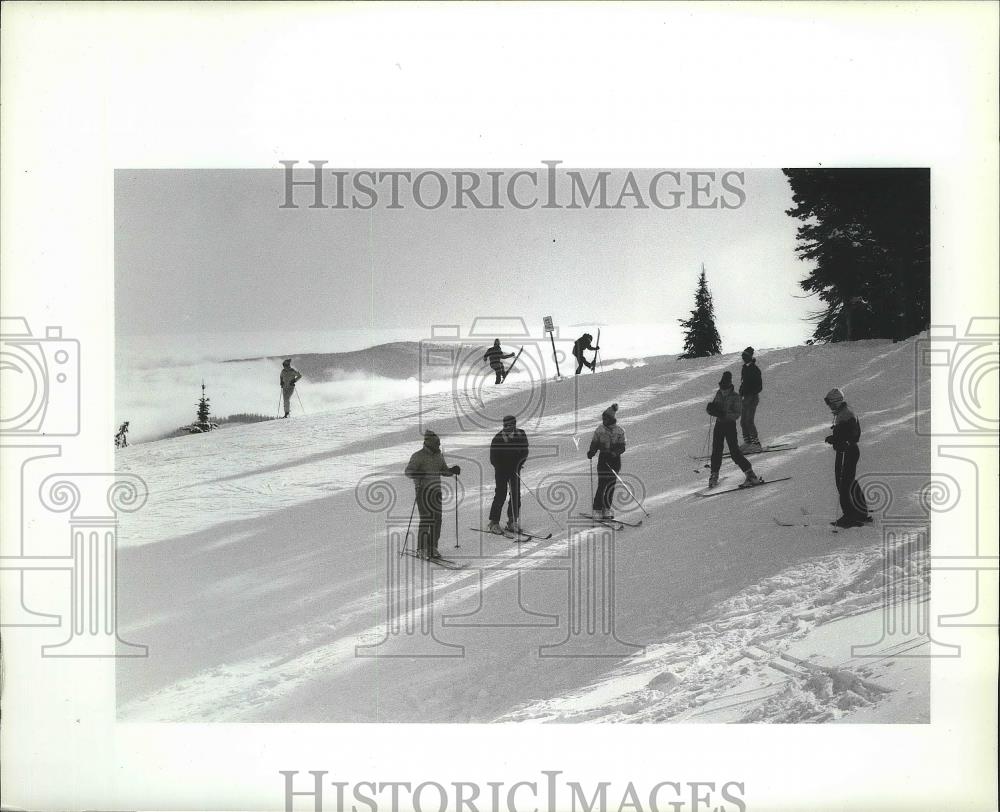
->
[738,346,763,452]
[483,339,515,385]
[587,403,626,519]
[279,359,302,418]
[824,388,872,528]
[404,431,462,558]
[706,370,762,489]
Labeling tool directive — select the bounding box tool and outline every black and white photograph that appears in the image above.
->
[1,3,996,811]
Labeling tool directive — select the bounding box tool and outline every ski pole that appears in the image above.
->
[454,477,461,548]
[589,457,594,509]
[400,495,417,557]
[612,468,651,517]
[593,328,601,373]
[295,388,307,415]
[514,470,564,533]
[276,392,282,418]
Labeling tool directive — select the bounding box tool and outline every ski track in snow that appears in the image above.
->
[116,338,931,723]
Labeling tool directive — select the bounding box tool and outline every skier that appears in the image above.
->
[279,359,302,418]
[572,332,600,374]
[483,339,515,384]
[487,414,530,535]
[587,403,626,519]
[823,388,872,528]
[738,346,763,452]
[404,430,462,559]
[114,421,129,449]
[706,371,762,489]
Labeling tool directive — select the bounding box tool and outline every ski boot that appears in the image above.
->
[601,509,615,520]
[708,472,720,489]
[739,469,763,488]
[487,521,504,535]
[505,520,521,535]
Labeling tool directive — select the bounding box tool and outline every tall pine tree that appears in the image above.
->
[678,265,722,358]
[783,168,930,342]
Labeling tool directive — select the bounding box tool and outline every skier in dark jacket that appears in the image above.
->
[738,346,763,452]
[707,371,762,489]
[824,388,872,528]
[587,403,626,518]
[487,415,529,534]
[483,339,515,384]
[279,359,302,418]
[572,333,600,374]
[404,431,461,558]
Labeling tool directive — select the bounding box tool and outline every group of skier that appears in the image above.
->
[277,338,871,561]
[397,340,871,560]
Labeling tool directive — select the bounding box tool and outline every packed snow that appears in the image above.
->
[115,336,930,723]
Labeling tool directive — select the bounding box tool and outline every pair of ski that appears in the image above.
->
[695,476,793,497]
[577,513,643,531]
[401,550,468,570]
[470,526,553,542]
[501,347,524,382]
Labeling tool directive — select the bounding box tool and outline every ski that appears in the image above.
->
[688,444,797,462]
[577,513,626,530]
[470,527,539,542]
[773,517,840,534]
[401,550,468,570]
[515,529,554,540]
[501,346,525,381]
[695,476,792,498]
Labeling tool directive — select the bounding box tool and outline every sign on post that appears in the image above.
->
[543,316,561,378]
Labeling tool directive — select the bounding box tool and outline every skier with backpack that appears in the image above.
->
[487,414,530,535]
[279,359,302,418]
[483,339,515,384]
[823,388,872,528]
[738,346,763,452]
[572,332,600,374]
[706,371,762,489]
[404,430,462,559]
[587,403,626,519]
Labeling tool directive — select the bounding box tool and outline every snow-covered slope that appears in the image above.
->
[115,337,930,723]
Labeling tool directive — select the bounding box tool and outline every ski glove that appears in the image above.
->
[449,465,462,476]
[824,435,834,445]
[587,450,596,459]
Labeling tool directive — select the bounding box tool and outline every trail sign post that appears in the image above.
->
[543,316,561,378]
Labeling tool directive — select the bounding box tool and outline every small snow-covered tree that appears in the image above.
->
[678,265,722,358]
[182,382,219,434]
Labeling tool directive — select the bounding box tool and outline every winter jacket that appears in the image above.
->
[490,428,529,472]
[280,367,302,389]
[739,361,762,397]
[710,388,743,423]
[405,446,456,497]
[827,404,861,451]
[572,336,595,358]
[589,423,626,457]
[483,346,514,368]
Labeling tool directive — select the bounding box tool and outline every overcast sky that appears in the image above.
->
[115,168,814,349]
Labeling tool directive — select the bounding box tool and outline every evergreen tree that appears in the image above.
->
[678,265,722,358]
[185,381,218,433]
[783,168,930,342]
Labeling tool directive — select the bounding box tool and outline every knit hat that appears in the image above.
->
[602,403,619,422]
[423,430,440,447]
[824,388,845,407]
[283,359,292,367]
[719,371,734,388]
[502,414,516,424]
[742,346,754,358]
